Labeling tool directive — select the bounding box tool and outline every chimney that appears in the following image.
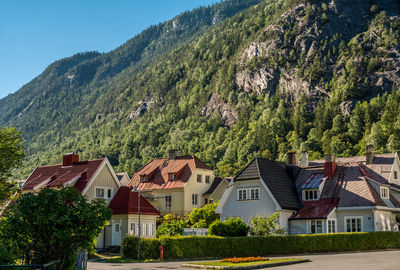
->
[324,154,337,178]
[366,145,374,165]
[286,152,297,166]
[300,151,309,167]
[63,153,79,166]
[168,149,178,160]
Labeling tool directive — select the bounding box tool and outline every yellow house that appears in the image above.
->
[22,153,158,250]
[130,150,215,216]
[203,177,231,204]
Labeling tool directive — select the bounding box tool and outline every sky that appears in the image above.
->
[0,0,220,99]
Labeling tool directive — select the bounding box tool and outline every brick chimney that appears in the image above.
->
[324,154,337,178]
[300,151,309,167]
[168,149,178,160]
[366,145,374,165]
[286,152,297,166]
[63,153,79,166]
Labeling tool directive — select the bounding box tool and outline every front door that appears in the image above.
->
[112,223,121,246]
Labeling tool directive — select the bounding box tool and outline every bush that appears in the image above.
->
[156,218,187,238]
[122,232,400,260]
[249,213,285,236]
[0,245,14,265]
[209,218,249,236]
[122,237,161,260]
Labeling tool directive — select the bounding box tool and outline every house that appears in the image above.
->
[203,177,231,204]
[22,153,153,250]
[129,150,215,216]
[106,186,160,247]
[216,158,299,231]
[116,172,131,186]
[217,147,400,234]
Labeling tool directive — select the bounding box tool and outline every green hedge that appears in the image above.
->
[122,232,400,260]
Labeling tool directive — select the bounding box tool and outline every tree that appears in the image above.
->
[249,213,285,236]
[0,187,111,269]
[0,127,24,203]
[188,202,219,228]
[156,217,187,238]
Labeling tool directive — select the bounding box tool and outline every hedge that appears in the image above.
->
[122,232,400,260]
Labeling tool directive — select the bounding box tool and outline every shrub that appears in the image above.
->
[209,217,249,236]
[188,202,219,228]
[249,213,285,236]
[156,218,187,237]
[122,232,400,260]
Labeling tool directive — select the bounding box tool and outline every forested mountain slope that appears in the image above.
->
[1,0,400,178]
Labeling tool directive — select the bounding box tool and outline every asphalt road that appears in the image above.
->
[88,250,400,270]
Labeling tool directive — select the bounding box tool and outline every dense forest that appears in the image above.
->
[1,0,400,178]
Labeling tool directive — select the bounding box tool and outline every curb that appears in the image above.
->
[182,259,310,269]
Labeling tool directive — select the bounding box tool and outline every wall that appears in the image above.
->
[183,168,214,216]
[85,163,120,204]
[219,179,278,224]
[142,189,185,216]
[389,154,400,186]
[289,219,308,235]
[374,210,398,231]
[336,209,375,232]
[278,210,295,233]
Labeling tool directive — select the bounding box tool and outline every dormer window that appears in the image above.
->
[169,174,177,180]
[380,186,389,199]
[140,174,148,182]
[303,189,318,201]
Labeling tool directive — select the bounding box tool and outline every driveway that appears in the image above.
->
[88,250,400,270]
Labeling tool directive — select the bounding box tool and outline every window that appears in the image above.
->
[237,188,260,200]
[209,199,214,204]
[95,188,105,199]
[381,187,389,199]
[345,217,362,232]
[197,174,202,183]
[107,189,112,199]
[140,174,148,182]
[192,194,198,205]
[169,174,177,180]
[115,224,120,232]
[165,195,172,208]
[303,189,318,201]
[327,219,336,233]
[250,188,259,200]
[310,220,323,234]
[145,224,149,236]
[204,198,208,204]
[205,175,210,184]
[151,224,155,236]
[130,223,136,235]
[394,171,398,180]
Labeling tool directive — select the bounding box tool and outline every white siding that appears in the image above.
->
[336,209,374,232]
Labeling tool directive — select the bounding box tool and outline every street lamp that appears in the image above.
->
[132,184,141,261]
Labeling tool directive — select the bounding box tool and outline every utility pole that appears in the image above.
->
[132,184,141,261]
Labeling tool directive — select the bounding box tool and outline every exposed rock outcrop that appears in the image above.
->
[201,93,238,126]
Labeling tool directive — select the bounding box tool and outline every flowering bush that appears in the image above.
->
[221,256,269,263]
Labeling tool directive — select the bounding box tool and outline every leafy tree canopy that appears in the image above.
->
[188,202,219,228]
[0,187,111,268]
[249,213,285,236]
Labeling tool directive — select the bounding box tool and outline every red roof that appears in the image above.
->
[130,155,211,191]
[109,186,160,215]
[23,159,105,192]
[290,198,339,220]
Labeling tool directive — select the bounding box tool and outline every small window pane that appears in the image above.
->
[96,188,104,198]
[197,175,202,183]
[107,189,112,198]
[206,176,210,184]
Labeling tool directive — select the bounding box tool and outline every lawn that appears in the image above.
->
[185,258,308,267]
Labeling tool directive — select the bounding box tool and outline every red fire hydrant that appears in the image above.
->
[160,245,164,261]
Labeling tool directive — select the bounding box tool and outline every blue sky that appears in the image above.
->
[0,0,220,99]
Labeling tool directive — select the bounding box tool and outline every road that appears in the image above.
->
[88,250,400,270]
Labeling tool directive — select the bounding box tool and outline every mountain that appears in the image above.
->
[1,0,400,178]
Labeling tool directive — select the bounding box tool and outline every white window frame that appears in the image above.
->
[380,186,389,199]
[95,186,113,199]
[303,189,318,201]
[130,222,136,235]
[115,223,120,232]
[310,220,323,234]
[237,187,260,201]
[327,219,337,233]
[344,216,363,232]
[169,174,177,180]
[192,194,198,205]
[197,174,202,183]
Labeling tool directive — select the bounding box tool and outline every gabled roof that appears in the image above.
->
[290,198,338,220]
[130,155,212,191]
[234,158,299,210]
[203,177,230,195]
[23,159,105,192]
[109,186,160,215]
